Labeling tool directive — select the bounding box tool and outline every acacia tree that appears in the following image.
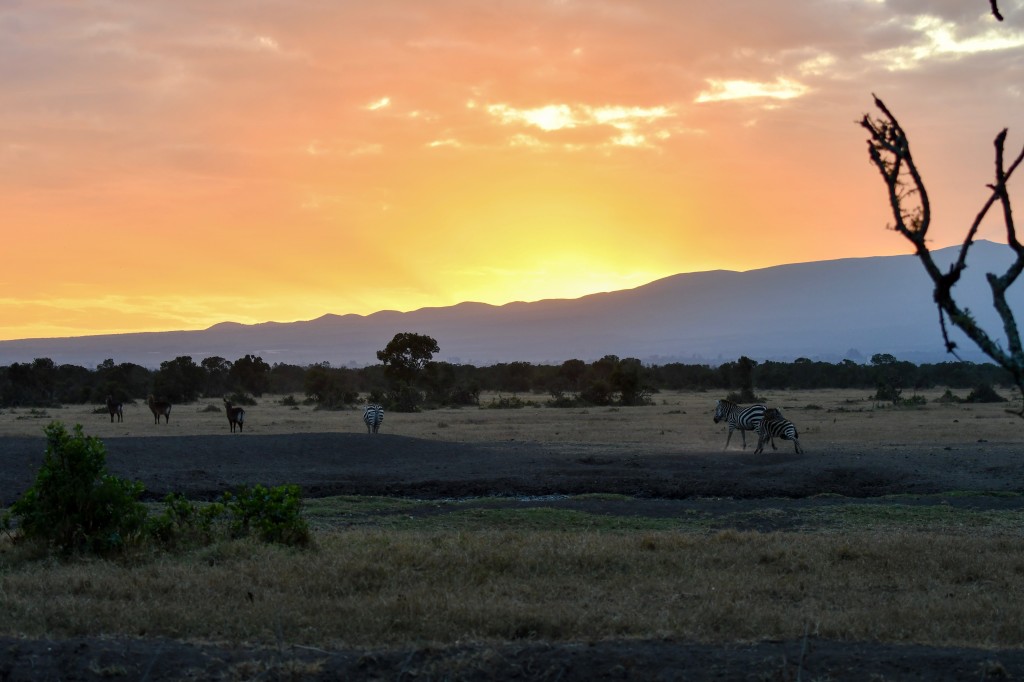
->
[859,1,1023,414]
[376,332,440,411]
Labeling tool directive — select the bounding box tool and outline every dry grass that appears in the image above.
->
[1,528,1022,649]
[0,388,1021,447]
[1,388,1023,651]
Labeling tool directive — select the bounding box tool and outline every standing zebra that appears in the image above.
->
[363,404,384,434]
[713,399,769,450]
[754,408,804,454]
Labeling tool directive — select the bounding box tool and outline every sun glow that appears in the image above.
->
[0,1,1009,343]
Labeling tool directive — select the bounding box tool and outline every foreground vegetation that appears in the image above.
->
[1,502,1023,649]
[1,391,1021,654]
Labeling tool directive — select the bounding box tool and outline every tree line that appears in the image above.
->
[0,332,1013,411]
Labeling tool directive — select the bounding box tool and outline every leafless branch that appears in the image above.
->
[991,0,1005,21]
[859,97,1024,415]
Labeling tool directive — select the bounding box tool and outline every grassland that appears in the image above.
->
[0,388,1023,679]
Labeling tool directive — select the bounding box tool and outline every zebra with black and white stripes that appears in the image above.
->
[754,408,803,454]
[713,399,769,450]
[363,404,384,434]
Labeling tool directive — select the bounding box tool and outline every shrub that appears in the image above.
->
[224,391,257,406]
[221,484,311,547]
[146,493,226,550]
[725,390,761,404]
[872,382,902,404]
[3,422,148,555]
[485,394,530,409]
[934,389,962,404]
[964,384,1008,403]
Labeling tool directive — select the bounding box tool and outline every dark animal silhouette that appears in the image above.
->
[106,395,123,423]
[224,399,245,433]
[147,395,172,424]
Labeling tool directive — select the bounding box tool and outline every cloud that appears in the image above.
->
[481,102,676,149]
[366,96,392,111]
[865,13,1024,70]
[694,77,810,103]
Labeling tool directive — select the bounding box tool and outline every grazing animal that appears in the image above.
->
[363,404,384,434]
[105,395,123,423]
[224,399,245,433]
[147,395,172,424]
[754,408,804,454]
[713,399,769,449]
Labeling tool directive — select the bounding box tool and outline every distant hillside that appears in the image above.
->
[1,241,1018,368]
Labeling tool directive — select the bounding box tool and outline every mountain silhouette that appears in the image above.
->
[1,241,1018,368]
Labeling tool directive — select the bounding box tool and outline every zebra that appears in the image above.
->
[713,399,770,450]
[363,404,384,434]
[754,408,804,454]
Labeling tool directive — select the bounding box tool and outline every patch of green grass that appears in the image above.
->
[803,503,1021,531]
[299,494,1024,535]
[569,493,634,501]
[402,507,692,532]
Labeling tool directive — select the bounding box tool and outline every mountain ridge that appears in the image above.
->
[1,241,1018,368]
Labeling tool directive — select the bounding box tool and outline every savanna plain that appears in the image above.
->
[1,388,1024,680]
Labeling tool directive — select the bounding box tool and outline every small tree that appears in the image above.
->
[376,332,439,411]
[229,354,271,397]
[153,355,205,402]
[4,422,148,555]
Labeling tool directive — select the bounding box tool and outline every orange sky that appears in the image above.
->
[2,1,1022,342]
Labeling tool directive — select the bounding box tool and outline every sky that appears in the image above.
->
[2,0,1023,342]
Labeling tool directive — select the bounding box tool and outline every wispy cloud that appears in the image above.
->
[866,14,1024,70]
[694,77,809,103]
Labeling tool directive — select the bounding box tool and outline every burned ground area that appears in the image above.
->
[3,431,1024,681]
[3,431,1023,504]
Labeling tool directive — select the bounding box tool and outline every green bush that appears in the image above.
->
[3,422,148,555]
[964,384,1007,403]
[146,493,226,550]
[222,484,311,546]
[2,424,313,557]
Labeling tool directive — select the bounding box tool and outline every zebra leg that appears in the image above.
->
[794,438,804,454]
[724,427,734,450]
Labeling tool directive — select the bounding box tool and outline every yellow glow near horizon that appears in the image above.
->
[0,2,1015,342]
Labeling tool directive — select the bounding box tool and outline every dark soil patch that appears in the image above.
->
[3,433,1023,504]
[3,432,1024,680]
[2,634,1023,681]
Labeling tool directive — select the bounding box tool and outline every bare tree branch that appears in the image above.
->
[991,0,1005,21]
[859,97,1024,415]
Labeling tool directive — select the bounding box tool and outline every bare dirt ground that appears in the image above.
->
[2,390,1023,680]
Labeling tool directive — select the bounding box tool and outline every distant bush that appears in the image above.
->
[872,382,902,404]
[964,384,1007,403]
[485,394,531,409]
[934,389,962,404]
[725,390,761,404]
